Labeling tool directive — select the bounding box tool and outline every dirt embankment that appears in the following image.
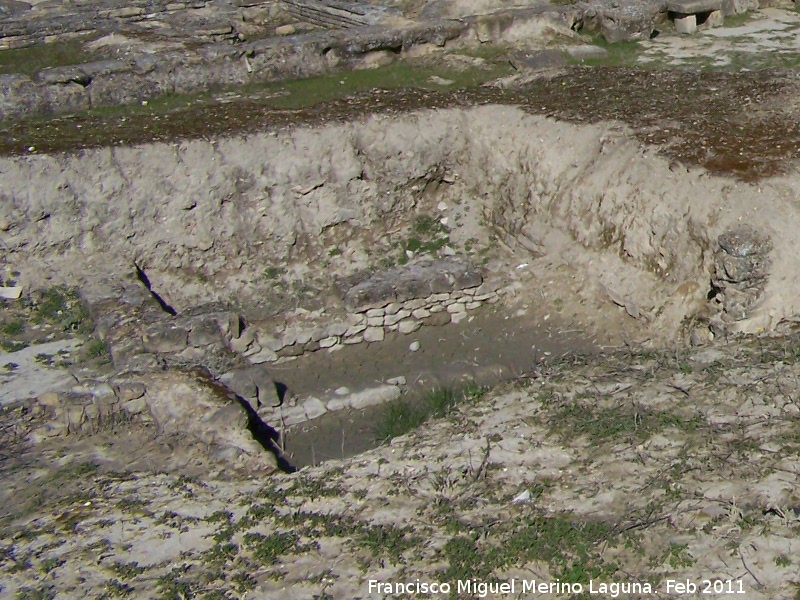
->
[1,103,799,342]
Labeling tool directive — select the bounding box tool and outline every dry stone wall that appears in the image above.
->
[245,258,502,363]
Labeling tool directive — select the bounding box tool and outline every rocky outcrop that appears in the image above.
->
[577,0,667,42]
[0,19,467,122]
[3,369,280,474]
[344,257,482,312]
[709,225,772,333]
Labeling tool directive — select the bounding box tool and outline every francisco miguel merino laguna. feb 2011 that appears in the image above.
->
[368,578,661,597]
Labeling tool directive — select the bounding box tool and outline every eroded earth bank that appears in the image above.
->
[6,4,800,599]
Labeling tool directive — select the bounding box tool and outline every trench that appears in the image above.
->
[3,101,800,471]
[275,302,606,468]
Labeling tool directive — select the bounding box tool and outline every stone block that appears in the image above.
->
[405,298,427,310]
[363,327,385,343]
[37,392,60,407]
[91,384,118,405]
[263,337,285,352]
[346,322,367,336]
[277,343,304,358]
[247,347,278,364]
[348,385,401,410]
[319,336,338,348]
[275,24,297,36]
[398,319,421,334]
[143,324,189,353]
[243,342,264,357]
[412,307,431,319]
[123,397,148,415]
[310,327,327,342]
[326,323,348,337]
[344,257,481,312]
[451,312,469,324]
[110,6,146,17]
[303,397,327,420]
[667,0,721,11]
[188,318,222,347]
[281,405,307,427]
[674,14,697,34]
[295,330,312,345]
[566,45,610,61]
[721,0,757,15]
[84,404,100,422]
[326,396,349,411]
[701,9,723,27]
[447,302,467,314]
[384,309,411,327]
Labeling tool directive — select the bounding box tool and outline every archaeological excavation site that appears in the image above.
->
[6,0,800,597]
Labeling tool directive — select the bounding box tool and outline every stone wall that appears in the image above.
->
[0,0,255,50]
[243,258,504,363]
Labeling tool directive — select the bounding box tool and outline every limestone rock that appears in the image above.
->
[347,385,401,410]
[674,14,697,34]
[363,326,385,343]
[718,225,773,258]
[344,257,482,312]
[142,323,189,353]
[218,364,279,409]
[132,369,278,473]
[710,226,772,326]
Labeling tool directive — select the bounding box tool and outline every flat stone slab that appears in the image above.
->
[667,0,722,13]
[343,257,482,312]
[0,338,81,407]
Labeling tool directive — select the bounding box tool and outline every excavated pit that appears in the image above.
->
[4,99,800,467]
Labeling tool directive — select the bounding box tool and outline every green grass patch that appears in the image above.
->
[0,339,27,352]
[1,319,24,335]
[38,557,63,574]
[244,531,299,564]
[549,402,702,444]
[568,36,643,67]
[99,579,135,598]
[156,567,197,600]
[13,586,55,600]
[255,61,513,111]
[0,38,100,76]
[83,338,109,360]
[374,384,486,442]
[109,561,145,580]
[32,286,92,333]
[439,514,617,584]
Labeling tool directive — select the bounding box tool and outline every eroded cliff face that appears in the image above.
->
[1,104,798,339]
